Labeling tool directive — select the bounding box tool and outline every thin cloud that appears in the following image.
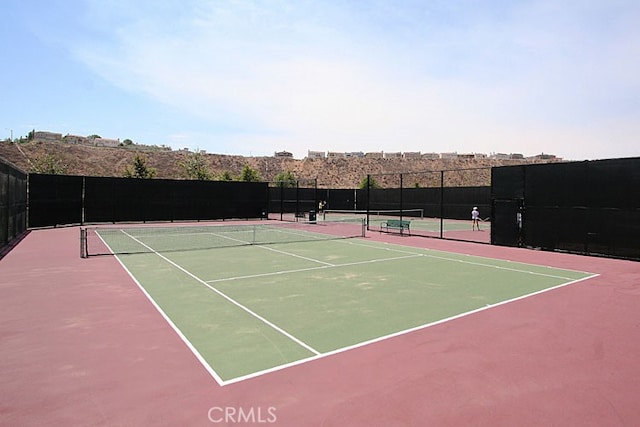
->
[59,1,640,159]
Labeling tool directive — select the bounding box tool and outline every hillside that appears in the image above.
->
[0,141,554,188]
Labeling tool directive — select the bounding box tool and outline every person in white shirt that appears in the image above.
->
[471,206,480,231]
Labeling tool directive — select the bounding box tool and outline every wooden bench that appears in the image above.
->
[380,219,411,235]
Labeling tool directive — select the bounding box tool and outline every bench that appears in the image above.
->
[380,219,411,235]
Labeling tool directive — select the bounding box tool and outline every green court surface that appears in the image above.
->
[322,211,489,233]
[371,216,487,232]
[102,224,594,385]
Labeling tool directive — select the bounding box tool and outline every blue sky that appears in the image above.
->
[1,0,639,160]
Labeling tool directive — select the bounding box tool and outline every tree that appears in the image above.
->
[238,164,261,182]
[31,154,69,174]
[178,150,213,180]
[359,175,381,189]
[219,171,234,181]
[123,153,157,178]
[274,170,296,187]
[122,139,134,146]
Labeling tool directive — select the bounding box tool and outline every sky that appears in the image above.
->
[1,0,639,160]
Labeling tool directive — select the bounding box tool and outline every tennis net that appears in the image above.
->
[80,219,365,258]
[323,208,424,220]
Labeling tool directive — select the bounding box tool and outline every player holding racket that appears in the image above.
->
[471,206,481,231]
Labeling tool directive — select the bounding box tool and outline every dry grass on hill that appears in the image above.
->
[0,141,554,188]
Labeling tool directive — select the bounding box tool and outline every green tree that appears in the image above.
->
[274,170,296,187]
[359,175,381,189]
[31,154,68,174]
[122,139,134,146]
[219,171,234,181]
[123,153,157,178]
[238,164,261,182]
[178,150,213,180]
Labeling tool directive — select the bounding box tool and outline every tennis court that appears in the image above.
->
[322,209,491,241]
[3,157,640,426]
[3,223,640,426]
[84,220,593,385]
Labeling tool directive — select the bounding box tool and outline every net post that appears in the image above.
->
[80,228,87,258]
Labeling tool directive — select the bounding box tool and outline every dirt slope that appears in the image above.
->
[0,141,553,188]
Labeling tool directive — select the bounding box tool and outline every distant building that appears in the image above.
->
[345,151,365,158]
[94,138,120,147]
[307,150,325,159]
[274,151,293,158]
[384,152,402,159]
[440,152,458,159]
[365,152,384,159]
[327,152,346,158]
[421,152,440,160]
[509,153,524,160]
[63,134,88,145]
[532,153,557,160]
[33,131,62,142]
[489,153,510,160]
[403,152,421,159]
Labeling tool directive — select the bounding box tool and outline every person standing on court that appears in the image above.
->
[471,206,481,231]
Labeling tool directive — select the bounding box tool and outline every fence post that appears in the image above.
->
[440,171,444,239]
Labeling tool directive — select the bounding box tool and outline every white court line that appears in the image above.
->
[339,239,594,280]
[120,231,322,357]
[220,272,599,386]
[104,228,599,387]
[256,244,335,266]
[205,254,423,284]
[95,230,226,386]
[208,230,335,266]
[115,255,228,386]
[209,228,582,283]
[350,238,597,275]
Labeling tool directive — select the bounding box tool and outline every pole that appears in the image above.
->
[440,171,444,239]
[366,174,371,230]
[399,173,404,234]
